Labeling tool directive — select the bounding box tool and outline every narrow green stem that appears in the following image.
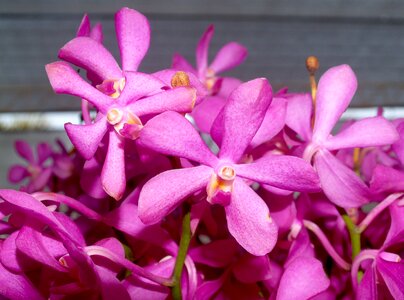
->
[342,214,361,259]
[171,205,192,300]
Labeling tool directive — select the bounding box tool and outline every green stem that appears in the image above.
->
[342,214,361,259]
[171,205,192,300]
[342,214,363,281]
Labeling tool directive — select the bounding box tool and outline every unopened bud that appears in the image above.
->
[306,56,319,75]
[171,71,190,88]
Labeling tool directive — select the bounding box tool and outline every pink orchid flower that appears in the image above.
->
[173,25,248,133]
[46,8,197,200]
[286,65,399,207]
[138,78,320,255]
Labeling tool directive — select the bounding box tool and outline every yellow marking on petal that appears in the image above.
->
[126,112,143,126]
[190,88,197,110]
[205,68,216,91]
[111,78,126,98]
[96,78,125,99]
[207,166,236,203]
[59,257,68,267]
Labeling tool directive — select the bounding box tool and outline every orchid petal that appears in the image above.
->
[250,97,287,148]
[81,157,108,199]
[1,231,26,273]
[0,260,43,300]
[97,265,131,300]
[58,36,122,80]
[101,131,126,200]
[37,143,52,164]
[0,190,64,233]
[104,188,178,254]
[384,201,404,248]
[189,239,238,268]
[313,65,357,142]
[357,266,377,300]
[196,25,214,76]
[233,255,271,283]
[120,71,165,105]
[128,87,196,117]
[314,149,370,207]
[90,23,103,43]
[15,140,34,163]
[115,7,150,71]
[16,226,67,272]
[172,53,197,74]
[8,165,28,183]
[392,122,404,165]
[261,190,296,234]
[285,93,313,141]
[46,61,114,113]
[65,117,108,160]
[217,77,242,98]
[138,165,212,224]
[376,257,404,299]
[324,117,399,150]
[139,111,218,166]
[209,42,247,74]
[225,177,278,256]
[76,14,90,37]
[235,155,320,192]
[28,168,52,193]
[370,165,404,195]
[277,256,330,300]
[124,259,172,299]
[192,96,226,133]
[194,273,227,300]
[212,78,272,162]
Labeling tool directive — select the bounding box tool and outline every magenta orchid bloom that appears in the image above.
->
[352,198,404,299]
[173,24,247,94]
[173,24,248,133]
[4,6,404,299]
[138,78,320,255]
[8,140,53,193]
[46,8,197,200]
[286,65,399,208]
[191,239,272,299]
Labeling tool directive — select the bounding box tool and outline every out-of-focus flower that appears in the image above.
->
[8,140,53,193]
[172,25,248,133]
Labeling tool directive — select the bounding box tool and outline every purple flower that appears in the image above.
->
[173,24,247,94]
[46,8,197,199]
[138,78,320,255]
[191,239,272,299]
[286,65,399,207]
[172,25,248,133]
[352,199,404,299]
[8,140,53,193]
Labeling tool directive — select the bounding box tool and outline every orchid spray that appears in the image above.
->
[1,7,403,300]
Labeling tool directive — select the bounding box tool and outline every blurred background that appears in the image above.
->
[1,0,404,187]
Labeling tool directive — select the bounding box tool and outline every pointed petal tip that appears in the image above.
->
[115,7,150,71]
[45,61,75,94]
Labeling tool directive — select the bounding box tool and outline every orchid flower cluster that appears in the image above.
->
[1,7,404,300]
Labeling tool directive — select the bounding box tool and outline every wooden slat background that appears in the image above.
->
[1,0,404,111]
